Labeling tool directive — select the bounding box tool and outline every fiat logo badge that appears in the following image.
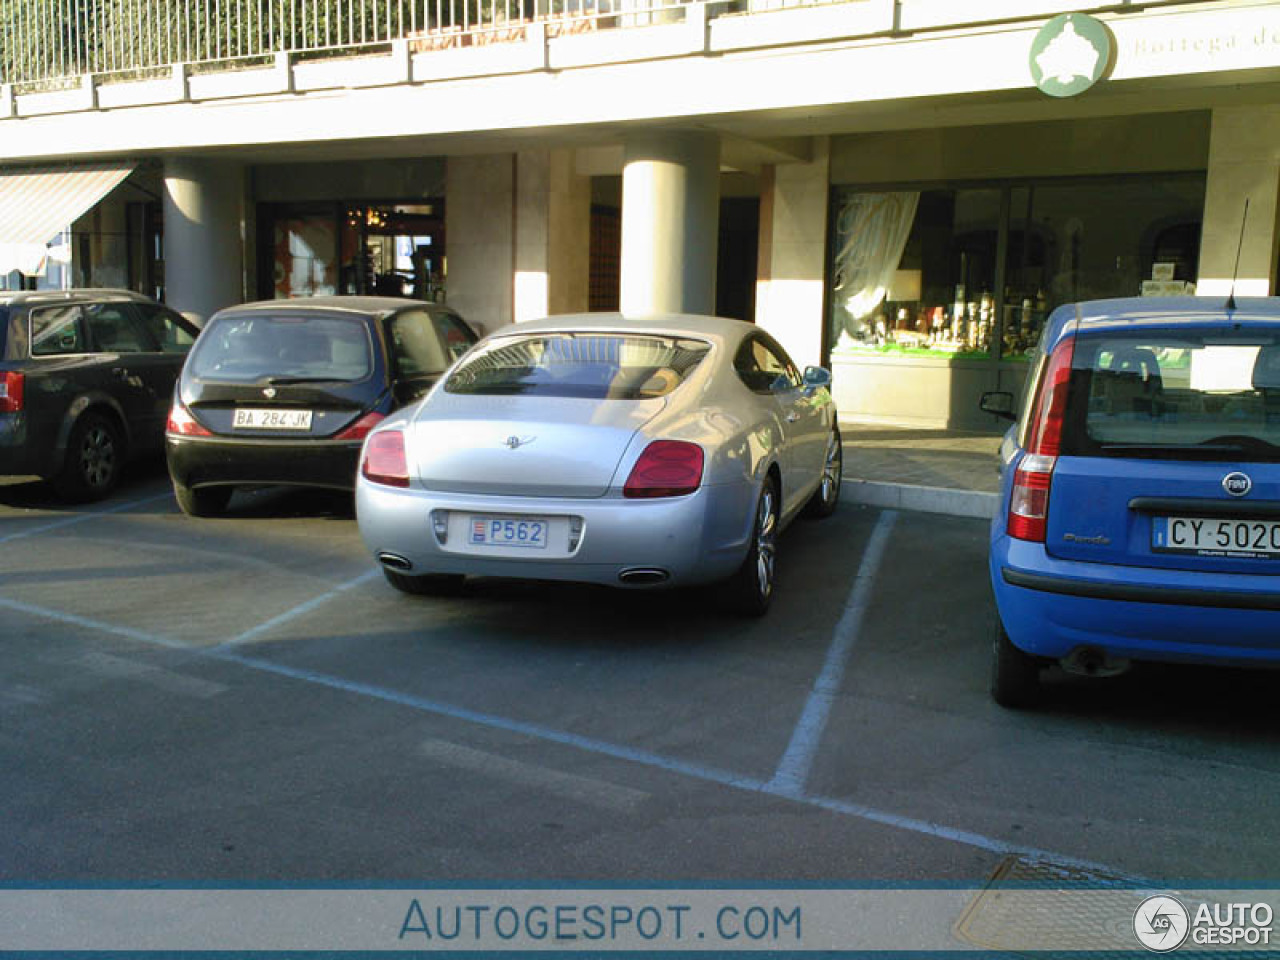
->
[263,387,277,399]
[1223,472,1252,497]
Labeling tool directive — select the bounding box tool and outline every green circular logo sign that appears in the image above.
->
[1029,13,1113,98]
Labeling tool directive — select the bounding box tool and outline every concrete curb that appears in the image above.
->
[840,479,997,520]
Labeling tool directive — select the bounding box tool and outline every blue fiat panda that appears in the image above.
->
[982,296,1280,707]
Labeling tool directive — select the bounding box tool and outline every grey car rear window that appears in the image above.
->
[444,334,711,399]
[1062,330,1280,461]
[188,314,373,383]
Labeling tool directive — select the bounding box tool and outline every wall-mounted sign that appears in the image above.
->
[1030,13,1113,98]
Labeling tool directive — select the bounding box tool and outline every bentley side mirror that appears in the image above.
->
[803,366,832,390]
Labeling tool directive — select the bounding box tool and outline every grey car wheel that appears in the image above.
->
[804,423,842,519]
[728,476,778,617]
[53,412,122,502]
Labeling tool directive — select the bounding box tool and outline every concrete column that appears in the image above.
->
[620,131,719,316]
[755,136,829,369]
[162,157,244,325]
[515,148,591,324]
[446,154,515,333]
[1198,105,1280,297]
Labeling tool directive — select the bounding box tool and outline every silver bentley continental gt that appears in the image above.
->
[354,313,842,615]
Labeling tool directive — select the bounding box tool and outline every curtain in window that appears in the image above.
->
[831,191,919,343]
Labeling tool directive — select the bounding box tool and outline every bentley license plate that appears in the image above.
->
[469,516,548,549]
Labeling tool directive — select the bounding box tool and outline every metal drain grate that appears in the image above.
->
[955,855,1179,956]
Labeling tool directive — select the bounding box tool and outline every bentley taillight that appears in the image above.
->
[623,440,704,498]
[361,431,410,488]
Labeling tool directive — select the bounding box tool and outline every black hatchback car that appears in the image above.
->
[165,297,478,516]
[0,288,200,501]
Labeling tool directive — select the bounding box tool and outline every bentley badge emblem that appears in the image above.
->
[504,435,535,449]
[263,387,277,399]
[1223,471,1252,497]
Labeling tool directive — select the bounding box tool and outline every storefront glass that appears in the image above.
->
[272,212,339,298]
[260,202,445,301]
[828,174,1206,364]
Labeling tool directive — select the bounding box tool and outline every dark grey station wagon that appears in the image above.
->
[0,289,200,501]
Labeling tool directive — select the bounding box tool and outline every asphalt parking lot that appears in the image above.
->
[3,462,1280,889]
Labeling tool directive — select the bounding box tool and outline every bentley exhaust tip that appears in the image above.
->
[618,567,670,586]
[378,552,413,572]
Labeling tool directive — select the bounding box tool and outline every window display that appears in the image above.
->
[260,201,445,301]
[828,175,1205,363]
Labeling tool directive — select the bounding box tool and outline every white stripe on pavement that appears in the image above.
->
[767,509,897,796]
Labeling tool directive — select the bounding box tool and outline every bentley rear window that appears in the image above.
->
[1061,331,1280,461]
[445,334,711,399]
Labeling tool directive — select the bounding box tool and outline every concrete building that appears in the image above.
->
[1,0,1278,427]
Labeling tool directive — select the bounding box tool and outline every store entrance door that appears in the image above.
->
[717,197,759,323]
[258,202,445,301]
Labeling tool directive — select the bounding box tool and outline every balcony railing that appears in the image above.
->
[0,0,1208,90]
[0,0,772,87]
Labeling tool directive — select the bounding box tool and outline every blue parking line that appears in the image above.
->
[213,649,769,791]
[212,568,383,650]
[767,509,897,796]
[0,595,186,649]
[211,646,1120,873]
[0,581,1126,878]
[0,491,174,546]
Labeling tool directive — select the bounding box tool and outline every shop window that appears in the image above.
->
[828,174,1205,364]
[274,214,338,298]
[260,202,445,301]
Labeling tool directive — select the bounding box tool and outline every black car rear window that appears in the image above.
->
[1061,329,1280,462]
[444,334,711,399]
[30,306,90,356]
[188,313,373,383]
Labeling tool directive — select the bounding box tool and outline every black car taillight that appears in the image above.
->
[0,371,24,414]
[1009,337,1075,543]
[166,400,212,437]
[335,411,385,441]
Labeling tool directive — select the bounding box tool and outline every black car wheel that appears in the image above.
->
[54,412,122,502]
[728,475,779,617]
[383,567,466,596]
[173,481,233,518]
[991,619,1042,709]
[803,423,842,519]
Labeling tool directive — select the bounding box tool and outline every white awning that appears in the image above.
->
[0,163,136,275]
